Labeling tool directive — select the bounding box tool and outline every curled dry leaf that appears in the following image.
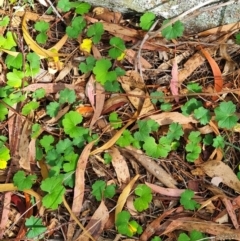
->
[102,95,129,114]
[199,47,223,101]
[140,208,177,241]
[110,147,130,186]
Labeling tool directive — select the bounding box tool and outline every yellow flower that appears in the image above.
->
[80,39,92,53]
[0,160,7,169]
[117,51,125,61]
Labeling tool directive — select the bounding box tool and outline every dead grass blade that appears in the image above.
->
[66,142,95,240]
[115,174,140,222]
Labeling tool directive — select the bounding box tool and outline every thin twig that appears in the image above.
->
[44,0,66,23]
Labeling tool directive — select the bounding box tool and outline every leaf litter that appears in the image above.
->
[0,2,240,241]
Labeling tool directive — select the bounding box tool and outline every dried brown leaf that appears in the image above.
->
[77,201,109,241]
[201,160,240,193]
[145,112,198,125]
[124,147,177,188]
[110,147,130,186]
[67,142,94,239]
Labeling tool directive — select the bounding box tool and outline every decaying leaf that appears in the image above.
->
[110,147,130,186]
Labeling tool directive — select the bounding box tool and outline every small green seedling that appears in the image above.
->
[40,175,66,209]
[13,170,37,191]
[66,16,86,38]
[109,112,122,129]
[140,12,156,30]
[235,32,240,45]
[150,90,172,111]
[115,211,142,237]
[34,21,50,44]
[109,37,126,59]
[103,153,112,164]
[161,20,184,40]
[22,101,39,115]
[187,83,202,93]
[0,16,10,27]
[151,237,162,241]
[116,130,137,148]
[213,135,225,149]
[180,189,200,210]
[25,216,47,239]
[0,31,17,50]
[79,56,96,73]
[93,58,117,85]
[0,144,10,169]
[185,131,202,162]
[181,98,202,116]
[87,22,104,44]
[214,101,239,129]
[133,184,152,212]
[193,106,211,125]
[91,180,116,201]
[178,230,206,241]
[62,111,88,138]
